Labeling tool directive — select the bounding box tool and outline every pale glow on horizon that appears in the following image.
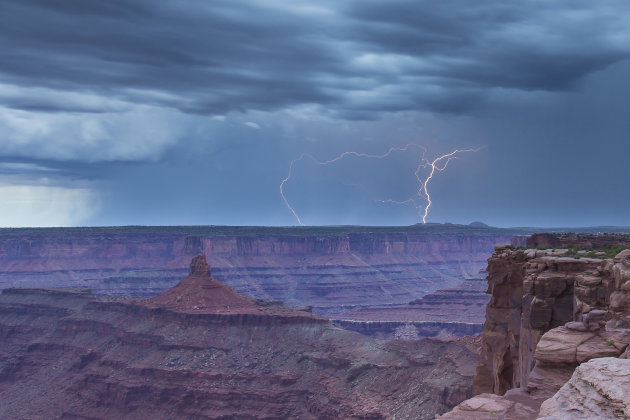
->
[0,184,97,227]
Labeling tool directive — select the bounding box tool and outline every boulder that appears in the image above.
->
[603,328,630,351]
[583,309,607,323]
[437,393,537,420]
[575,274,602,287]
[538,357,630,419]
[576,336,623,363]
[614,249,630,264]
[535,327,594,364]
[610,291,630,316]
[526,362,575,401]
[565,321,598,332]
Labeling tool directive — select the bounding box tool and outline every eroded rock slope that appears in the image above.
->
[0,255,480,420]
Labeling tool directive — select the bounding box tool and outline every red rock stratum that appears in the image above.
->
[0,255,480,419]
[0,225,516,315]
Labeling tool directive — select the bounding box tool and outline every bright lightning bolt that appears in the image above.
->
[416,148,480,223]
[280,144,424,226]
[280,145,480,225]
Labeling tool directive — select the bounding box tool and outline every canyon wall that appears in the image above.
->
[440,234,630,419]
[0,256,481,419]
[474,239,630,397]
[0,225,516,316]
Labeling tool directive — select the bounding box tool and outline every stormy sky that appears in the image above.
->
[0,0,629,227]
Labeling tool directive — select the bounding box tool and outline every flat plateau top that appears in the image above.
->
[1,224,629,237]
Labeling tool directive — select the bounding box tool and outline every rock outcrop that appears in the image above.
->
[438,391,539,420]
[440,235,630,420]
[143,254,262,314]
[0,255,480,419]
[0,225,517,316]
[538,357,630,419]
[472,245,531,395]
[473,246,629,398]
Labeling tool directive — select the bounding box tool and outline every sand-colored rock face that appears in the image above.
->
[533,326,624,365]
[538,357,630,419]
[610,249,630,319]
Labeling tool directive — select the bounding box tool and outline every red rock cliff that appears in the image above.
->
[441,235,630,419]
[0,226,516,315]
[474,242,630,397]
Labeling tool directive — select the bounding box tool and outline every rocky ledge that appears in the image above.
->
[439,234,630,419]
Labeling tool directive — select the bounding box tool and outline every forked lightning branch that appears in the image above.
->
[280,145,480,225]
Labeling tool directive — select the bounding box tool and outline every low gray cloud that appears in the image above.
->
[0,103,200,161]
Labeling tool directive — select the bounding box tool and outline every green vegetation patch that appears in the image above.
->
[560,243,629,259]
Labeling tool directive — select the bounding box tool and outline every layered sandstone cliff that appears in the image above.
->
[440,234,630,419]
[0,225,516,316]
[0,255,480,419]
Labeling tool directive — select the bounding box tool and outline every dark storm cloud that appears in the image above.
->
[342,1,627,89]
[0,0,628,118]
[1,0,630,228]
[0,0,340,114]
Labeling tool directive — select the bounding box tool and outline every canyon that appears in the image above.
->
[0,255,480,419]
[0,225,518,323]
[3,229,630,418]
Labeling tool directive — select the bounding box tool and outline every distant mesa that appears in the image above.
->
[468,221,489,228]
[411,221,491,228]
